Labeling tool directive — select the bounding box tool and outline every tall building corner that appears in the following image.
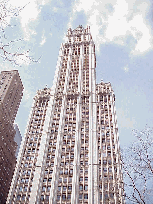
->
[0,70,23,204]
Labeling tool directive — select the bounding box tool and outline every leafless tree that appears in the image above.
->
[0,0,37,65]
[122,126,153,204]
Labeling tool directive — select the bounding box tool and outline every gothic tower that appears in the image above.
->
[7,26,124,204]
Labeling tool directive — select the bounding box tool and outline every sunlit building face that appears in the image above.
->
[7,26,124,204]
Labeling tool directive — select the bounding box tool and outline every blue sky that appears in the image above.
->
[1,0,153,147]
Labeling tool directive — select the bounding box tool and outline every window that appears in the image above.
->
[63,186,66,191]
[84,194,88,199]
[17,195,21,201]
[106,132,110,136]
[41,195,44,201]
[19,187,22,191]
[42,186,46,191]
[103,160,107,165]
[24,186,28,192]
[79,194,82,199]
[103,145,106,150]
[104,183,108,188]
[57,195,60,201]
[65,169,68,175]
[103,167,107,173]
[62,194,66,200]
[85,169,88,174]
[80,177,83,181]
[68,194,71,199]
[79,185,83,190]
[21,179,25,183]
[107,145,111,150]
[22,195,26,201]
[109,168,112,172]
[23,178,27,184]
[47,186,51,191]
[110,193,114,198]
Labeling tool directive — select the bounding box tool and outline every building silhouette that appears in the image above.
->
[0,70,23,204]
[7,26,124,204]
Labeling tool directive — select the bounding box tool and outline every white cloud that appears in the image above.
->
[40,32,46,46]
[68,0,152,56]
[9,0,51,41]
[123,66,129,73]
[53,7,58,13]
[0,62,13,72]
[23,88,30,101]
[38,0,51,6]
[129,15,152,55]
[16,53,31,66]
[117,107,136,128]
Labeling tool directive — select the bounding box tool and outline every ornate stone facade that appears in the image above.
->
[7,26,124,204]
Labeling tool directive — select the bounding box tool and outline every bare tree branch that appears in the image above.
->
[0,0,38,65]
[122,126,153,203]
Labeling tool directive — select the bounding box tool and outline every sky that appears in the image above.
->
[1,0,153,147]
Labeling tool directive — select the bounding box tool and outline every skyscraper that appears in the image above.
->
[0,70,23,204]
[7,26,124,204]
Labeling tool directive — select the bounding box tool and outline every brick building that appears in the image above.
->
[0,70,23,204]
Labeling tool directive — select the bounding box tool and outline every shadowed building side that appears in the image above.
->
[0,70,23,204]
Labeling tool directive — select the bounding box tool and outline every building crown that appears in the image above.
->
[67,25,91,37]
